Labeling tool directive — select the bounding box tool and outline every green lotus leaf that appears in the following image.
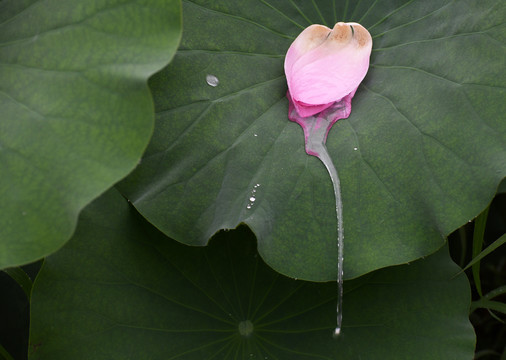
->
[0,0,182,268]
[118,0,506,281]
[29,189,475,359]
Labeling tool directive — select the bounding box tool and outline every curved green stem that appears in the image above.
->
[295,111,344,336]
[316,143,344,337]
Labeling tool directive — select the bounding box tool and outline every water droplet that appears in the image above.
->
[246,184,261,209]
[206,74,219,87]
[353,147,358,151]
[333,327,341,338]
[254,133,258,137]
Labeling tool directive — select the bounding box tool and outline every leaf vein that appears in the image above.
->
[184,0,295,39]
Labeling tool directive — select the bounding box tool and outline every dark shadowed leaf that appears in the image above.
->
[29,189,475,359]
[0,0,181,268]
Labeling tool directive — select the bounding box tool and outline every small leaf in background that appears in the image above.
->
[2,267,32,300]
[458,233,506,276]
[29,189,475,359]
[0,0,181,268]
[118,0,506,281]
[472,206,491,297]
[471,299,506,316]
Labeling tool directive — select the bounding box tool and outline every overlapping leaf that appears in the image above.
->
[118,0,506,281]
[0,0,182,268]
[29,189,475,359]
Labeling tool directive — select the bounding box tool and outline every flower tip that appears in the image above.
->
[329,22,353,43]
[347,22,372,49]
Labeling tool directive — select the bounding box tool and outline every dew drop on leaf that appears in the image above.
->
[205,74,219,87]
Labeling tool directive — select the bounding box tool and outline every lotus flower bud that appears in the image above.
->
[285,22,372,118]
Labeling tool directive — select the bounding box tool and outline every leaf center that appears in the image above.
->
[238,320,254,338]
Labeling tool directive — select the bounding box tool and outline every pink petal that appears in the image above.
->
[284,24,331,81]
[285,22,372,118]
[288,90,334,118]
[288,89,355,145]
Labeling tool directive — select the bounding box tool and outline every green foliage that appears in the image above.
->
[453,196,506,358]
[0,0,182,268]
[472,207,491,296]
[118,0,506,281]
[0,0,505,358]
[1,267,32,300]
[461,233,506,275]
[29,189,474,360]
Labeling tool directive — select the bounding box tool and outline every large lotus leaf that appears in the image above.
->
[118,0,506,281]
[29,189,474,359]
[0,0,181,268]
[120,0,506,280]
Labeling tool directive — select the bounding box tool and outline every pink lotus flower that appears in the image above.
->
[285,22,372,119]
